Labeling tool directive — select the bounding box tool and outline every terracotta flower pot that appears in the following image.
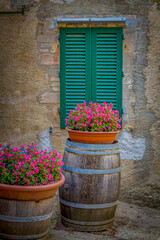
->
[0,175,65,240]
[66,128,119,144]
[0,174,65,201]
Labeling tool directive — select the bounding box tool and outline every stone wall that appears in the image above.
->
[0,0,159,207]
[144,3,160,176]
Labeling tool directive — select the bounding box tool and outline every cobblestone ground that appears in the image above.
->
[48,195,160,240]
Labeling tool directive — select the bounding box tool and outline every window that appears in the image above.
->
[60,27,123,128]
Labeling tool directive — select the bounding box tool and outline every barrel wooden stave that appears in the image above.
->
[60,140,121,231]
[60,172,120,204]
[61,205,117,222]
[0,197,55,240]
[63,150,120,170]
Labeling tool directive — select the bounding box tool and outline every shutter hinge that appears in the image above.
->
[59,72,60,78]
[122,72,124,77]
[58,35,60,41]
[58,108,61,114]
[122,108,124,114]
[122,34,125,40]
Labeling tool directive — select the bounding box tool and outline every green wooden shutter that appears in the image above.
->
[60,28,91,128]
[60,27,123,128]
[92,28,123,118]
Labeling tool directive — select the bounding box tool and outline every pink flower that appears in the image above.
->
[20,144,25,148]
[0,143,63,186]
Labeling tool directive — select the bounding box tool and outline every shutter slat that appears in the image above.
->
[97,56,117,58]
[97,41,117,44]
[66,57,86,59]
[66,67,86,69]
[96,35,116,37]
[66,52,85,54]
[97,70,117,72]
[66,69,86,71]
[97,73,117,76]
[66,41,86,44]
[96,86,116,89]
[97,49,117,51]
[97,83,117,85]
[96,43,117,45]
[66,90,86,92]
[66,76,86,79]
[66,86,86,89]
[66,81,85,83]
[96,64,116,67]
[66,73,86,75]
[97,52,117,55]
[66,93,85,95]
[97,92,116,95]
[97,76,117,79]
[97,90,116,92]
[66,46,86,48]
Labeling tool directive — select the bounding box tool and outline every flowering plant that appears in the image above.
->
[0,143,64,186]
[65,102,121,132]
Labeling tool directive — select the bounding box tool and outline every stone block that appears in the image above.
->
[123,39,135,55]
[123,119,135,130]
[40,43,53,49]
[53,55,59,65]
[123,84,136,104]
[40,54,54,65]
[123,55,134,68]
[39,49,49,53]
[51,81,60,87]
[0,0,11,11]
[53,119,60,128]
[150,120,160,175]
[50,77,59,82]
[51,81,60,91]
[37,34,58,43]
[39,92,60,104]
[50,0,64,4]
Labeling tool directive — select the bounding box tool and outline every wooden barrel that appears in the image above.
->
[59,139,121,231]
[0,197,55,240]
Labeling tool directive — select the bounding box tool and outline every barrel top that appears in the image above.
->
[66,139,119,150]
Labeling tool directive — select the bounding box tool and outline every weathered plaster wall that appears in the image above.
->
[120,1,160,207]
[0,0,159,207]
[0,1,52,147]
[144,3,160,176]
